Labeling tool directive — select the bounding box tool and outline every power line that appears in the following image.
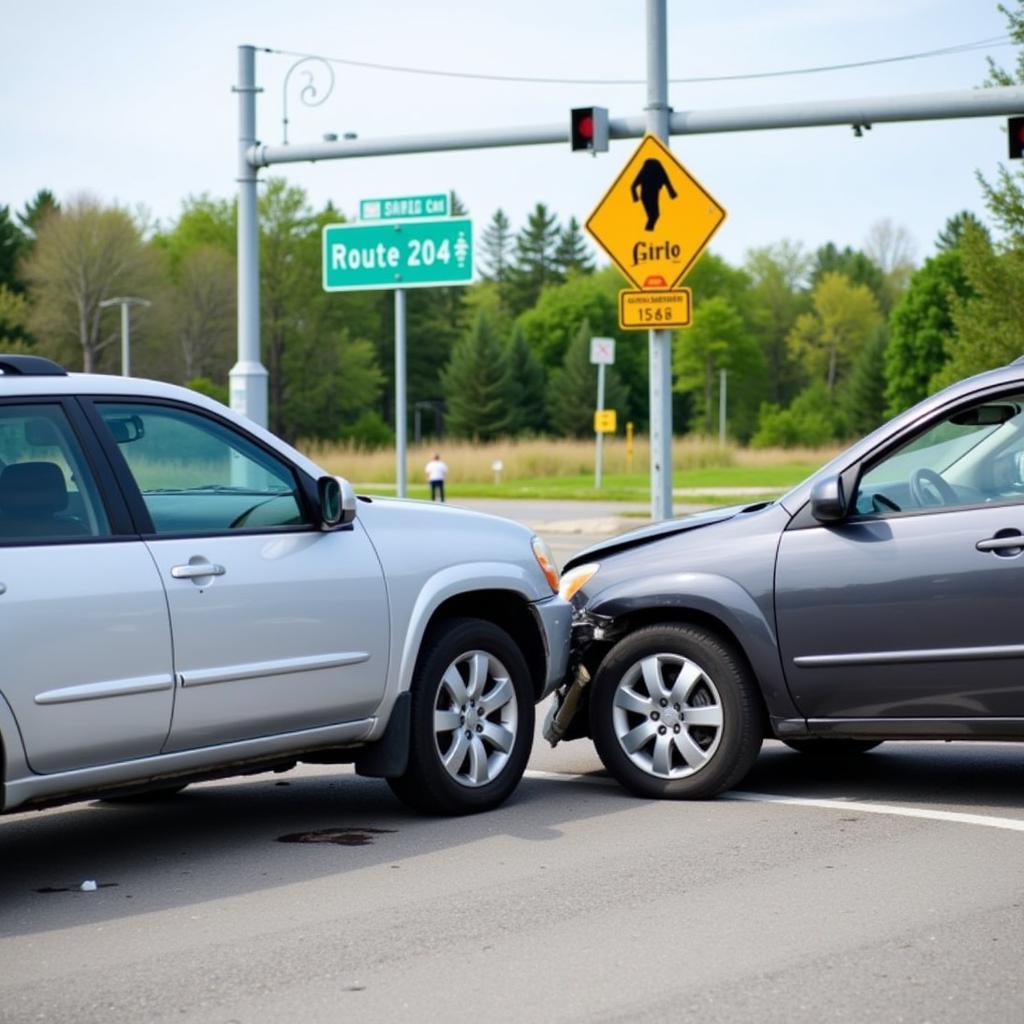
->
[261,36,1012,88]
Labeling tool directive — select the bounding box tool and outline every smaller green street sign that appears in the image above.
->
[322,218,473,291]
[359,193,449,221]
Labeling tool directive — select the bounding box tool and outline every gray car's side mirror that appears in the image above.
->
[318,475,357,527]
[810,475,848,523]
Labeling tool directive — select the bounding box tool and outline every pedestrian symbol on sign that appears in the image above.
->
[631,158,677,231]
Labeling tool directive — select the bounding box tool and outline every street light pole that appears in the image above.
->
[98,297,151,376]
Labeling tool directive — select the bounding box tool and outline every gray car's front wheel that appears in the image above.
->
[387,617,534,815]
[590,624,764,799]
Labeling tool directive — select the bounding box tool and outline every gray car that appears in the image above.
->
[548,358,1024,799]
[0,355,570,816]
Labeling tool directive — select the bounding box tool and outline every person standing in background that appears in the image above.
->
[425,452,448,502]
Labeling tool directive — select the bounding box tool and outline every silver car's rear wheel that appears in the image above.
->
[433,650,519,788]
[611,653,723,780]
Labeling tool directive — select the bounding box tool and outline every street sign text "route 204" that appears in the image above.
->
[322,218,473,291]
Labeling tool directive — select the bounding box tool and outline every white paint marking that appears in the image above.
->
[523,770,1024,833]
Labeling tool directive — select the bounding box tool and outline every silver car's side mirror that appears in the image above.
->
[318,475,357,527]
[810,475,848,523]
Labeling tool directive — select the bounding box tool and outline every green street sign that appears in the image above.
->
[322,218,473,291]
[359,193,449,221]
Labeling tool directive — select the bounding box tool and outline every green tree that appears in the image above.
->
[507,203,561,314]
[479,208,513,283]
[787,272,882,394]
[810,242,888,311]
[0,206,26,293]
[864,218,916,312]
[546,320,629,437]
[16,189,60,241]
[752,381,836,448]
[673,296,765,440]
[441,312,512,440]
[936,210,989,252]
[840,327,889,436]
[884,249,972,415]
[23,195,162,372]
[0,285,31,349]
[553,216,594,276]
[744,240,810,404]
[503,324,547,433]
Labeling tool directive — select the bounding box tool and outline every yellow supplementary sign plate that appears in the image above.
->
[594,409,617,433]
[586,135,726,290]
[619,288,692,330]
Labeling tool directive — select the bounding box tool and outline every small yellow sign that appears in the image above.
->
[594,409,617,434]
[619,288,692,330]
[586,135,726,290]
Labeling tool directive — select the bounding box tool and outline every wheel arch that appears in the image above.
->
[415,589,548,701]
[585,571,800,724]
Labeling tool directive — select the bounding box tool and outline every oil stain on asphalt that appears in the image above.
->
[276,827,396,847]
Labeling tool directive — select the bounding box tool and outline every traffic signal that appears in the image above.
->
[1009,116,1024,160]
[571,107,609,153]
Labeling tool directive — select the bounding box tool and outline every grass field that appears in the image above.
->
[301,436,840,503]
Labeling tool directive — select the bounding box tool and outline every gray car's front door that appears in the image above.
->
[776,391,1024,722]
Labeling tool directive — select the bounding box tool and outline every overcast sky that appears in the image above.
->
[1,1,1016,269]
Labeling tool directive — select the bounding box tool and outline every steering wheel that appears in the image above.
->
[909,467,958,507]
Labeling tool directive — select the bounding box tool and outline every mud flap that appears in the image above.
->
[355,692,411,778]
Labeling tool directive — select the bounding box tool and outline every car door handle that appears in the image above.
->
[976,533,1024,553]
[170,562,226,579]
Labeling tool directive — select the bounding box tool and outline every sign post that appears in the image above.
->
[591,337,616,489]
[584,77,726,516]
[323,208,473,498]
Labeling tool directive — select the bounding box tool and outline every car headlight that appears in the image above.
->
[559,562,600,602]
[531,536,560,593]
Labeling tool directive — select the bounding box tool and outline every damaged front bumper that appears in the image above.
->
[542,607,617,747]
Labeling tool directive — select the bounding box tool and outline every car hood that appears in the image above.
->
[563,503,758,571]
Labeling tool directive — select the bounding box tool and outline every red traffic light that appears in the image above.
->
[1009,115,1024,160]
[571,107,609,153]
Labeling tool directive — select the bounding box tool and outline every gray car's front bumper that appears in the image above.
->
[531,594,572,698]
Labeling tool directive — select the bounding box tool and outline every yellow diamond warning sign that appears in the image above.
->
[586,135,726,290]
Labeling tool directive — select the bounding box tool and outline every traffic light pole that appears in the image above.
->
[235,45,1024,516]
[646,0,673,522]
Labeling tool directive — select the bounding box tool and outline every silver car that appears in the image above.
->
[0,355,569,816]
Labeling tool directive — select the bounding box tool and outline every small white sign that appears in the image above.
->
[590,337,616,365]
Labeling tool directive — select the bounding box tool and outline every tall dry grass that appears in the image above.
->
[302,436,841,484]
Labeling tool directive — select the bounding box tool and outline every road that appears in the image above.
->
[2,500,1022,1024]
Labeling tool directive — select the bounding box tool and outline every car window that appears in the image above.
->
[96,403,309,535]
[0,404,111,542]
[855,393,1024,516]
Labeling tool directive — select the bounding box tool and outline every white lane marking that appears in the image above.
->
[523,770,1024,833]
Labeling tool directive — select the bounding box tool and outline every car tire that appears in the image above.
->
[387,617,535,816]
[589,623,763,799]
[781,738,883,756]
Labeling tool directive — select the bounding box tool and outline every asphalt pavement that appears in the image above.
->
[2,499,1022,1024]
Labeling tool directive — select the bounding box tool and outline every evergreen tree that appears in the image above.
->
[885,249,972,415]
[479,208,513,283]
[441,312,513,440]
[507,203,561,314]
[503,324,547,433]
[17,190,60,242]
[935,210,989,252]
[553,217,594,275]
[546,320,628,437]
[810,242,888,311]
[0,206,25,293]
[840,327,889,436]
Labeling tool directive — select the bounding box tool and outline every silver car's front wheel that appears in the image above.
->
[387,618,534,815]
[590,624,763,799]
[433,650,519,788]
[611,653,723,780]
